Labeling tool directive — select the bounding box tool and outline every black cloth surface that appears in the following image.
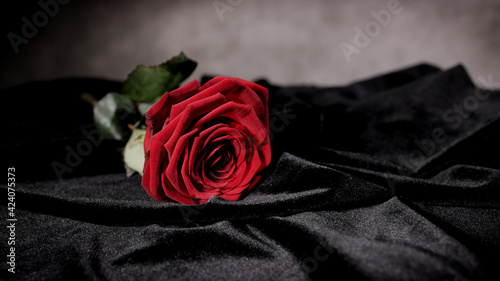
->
[1,64,499,280]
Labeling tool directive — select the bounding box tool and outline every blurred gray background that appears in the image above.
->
[1,0,499,89]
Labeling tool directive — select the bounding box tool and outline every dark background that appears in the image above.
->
[1,0,500,90]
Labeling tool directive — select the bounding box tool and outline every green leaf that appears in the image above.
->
[123,128,147,176]
[122,52,197,103]
[93,93,139,141]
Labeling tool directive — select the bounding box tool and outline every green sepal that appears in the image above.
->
[122,52,197,103]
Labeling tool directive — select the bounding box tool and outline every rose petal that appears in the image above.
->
[193,102,268,146]
[161,162,199,205]
[164,93,231,156]
[222,175,262,200]
[198,76,228,91]
[181,145,218,200]
[165,128,200,199]
[189,124,228,186]
[200,78,268,129]
[190,128,242,187]
[141,151,170,201]
[147,79,201,134]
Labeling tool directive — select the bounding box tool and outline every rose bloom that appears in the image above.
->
[142,77,271,205]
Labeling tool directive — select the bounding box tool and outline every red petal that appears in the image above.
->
[146,79,201,135]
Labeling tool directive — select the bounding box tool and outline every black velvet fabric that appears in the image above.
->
[1,64,499,280]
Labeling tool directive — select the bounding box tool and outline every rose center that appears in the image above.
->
[204,143,236,182]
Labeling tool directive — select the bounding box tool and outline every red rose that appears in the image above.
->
[141,77,271,205]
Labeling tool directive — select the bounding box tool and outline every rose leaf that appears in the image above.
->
[122,52,197,103]
[93,92,139,141]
